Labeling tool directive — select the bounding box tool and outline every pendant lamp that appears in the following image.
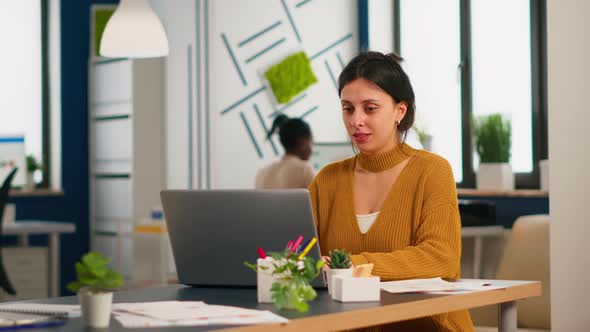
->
[100,0,169,58]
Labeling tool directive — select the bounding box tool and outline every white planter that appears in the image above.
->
[78,289,113,328]
[24,173,35,191]
[476,163,514,191]
[326,269,353,295]
[539,159,549,191]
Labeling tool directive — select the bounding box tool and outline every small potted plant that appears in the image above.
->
[326,249,353,295]
[473,113,513,190]
[25,155,42,190]
[67,252,124,328]
[413,125,433,151]
[245,247,323,313]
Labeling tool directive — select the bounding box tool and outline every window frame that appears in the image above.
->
[393,0,548,189]
[40,0,51,188]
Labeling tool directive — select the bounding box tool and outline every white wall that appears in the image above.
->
[150,0,196,189]
[547,0,590,330]
[368,0,394,53]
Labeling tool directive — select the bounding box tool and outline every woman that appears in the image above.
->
[255,115,316,189]
[309,52,474,331]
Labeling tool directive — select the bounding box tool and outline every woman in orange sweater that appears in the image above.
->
[308,52,474,331]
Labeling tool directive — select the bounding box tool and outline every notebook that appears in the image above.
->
[0,304,80,318]
[0,312,66,331]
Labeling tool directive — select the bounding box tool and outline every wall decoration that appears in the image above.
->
[264,51,318,104]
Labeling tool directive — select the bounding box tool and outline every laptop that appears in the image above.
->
[160,189,326,288]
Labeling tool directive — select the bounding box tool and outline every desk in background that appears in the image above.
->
[462,226,505,278]
[24,279,540,332]
[4,221,76,297]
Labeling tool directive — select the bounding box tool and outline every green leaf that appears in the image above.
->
[300,283,317,301]
[315,260,324,272]
[82,252,110,268]
[271,282,289,309]
[243,261,258,273]
[66,281,82,293]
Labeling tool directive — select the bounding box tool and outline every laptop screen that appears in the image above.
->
[161,189,325,288]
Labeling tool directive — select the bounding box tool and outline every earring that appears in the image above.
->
[395,120,400,126]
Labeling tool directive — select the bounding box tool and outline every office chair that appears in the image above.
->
[471,214,550,331]
[0,168,18,295]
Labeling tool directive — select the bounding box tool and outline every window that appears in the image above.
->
[395,0,547,188]
[0,0,49,187]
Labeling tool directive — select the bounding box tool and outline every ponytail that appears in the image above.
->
[267,114,289,140]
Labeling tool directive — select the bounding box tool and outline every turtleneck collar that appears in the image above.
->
[356,143,415,173]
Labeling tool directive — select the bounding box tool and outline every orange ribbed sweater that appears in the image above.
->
[309,143,474,332]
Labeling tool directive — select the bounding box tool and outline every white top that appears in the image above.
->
[255,155,316,189]
[356,211,380,234]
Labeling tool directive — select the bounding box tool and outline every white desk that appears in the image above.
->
[462,226,505,278]
[4,221,76,297]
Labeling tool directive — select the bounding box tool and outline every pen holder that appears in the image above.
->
[331,275,381,302]
[257,258,278,303]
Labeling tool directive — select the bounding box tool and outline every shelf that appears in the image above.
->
[9,189,65,197]
[457,189,549,198]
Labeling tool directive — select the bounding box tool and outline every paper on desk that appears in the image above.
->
[112,301,206,321]
[380,278,506,294]
[111,301,288,328]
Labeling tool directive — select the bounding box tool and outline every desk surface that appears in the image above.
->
[25,279,540,332]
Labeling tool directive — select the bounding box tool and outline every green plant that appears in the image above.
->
[413,126,429,147]
[327,249,351,269]
[245,249,324,313]
[473,113,511,163]
[67,252,124,293]
[25,155,42,173]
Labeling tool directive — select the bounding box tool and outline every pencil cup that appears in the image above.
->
[257,258,277,303]
[331,276,381,302]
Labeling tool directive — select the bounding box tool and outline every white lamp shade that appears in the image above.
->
[100,0,169,58]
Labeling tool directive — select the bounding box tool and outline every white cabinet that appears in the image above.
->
[0,248,48,301]
[89,58,164,278]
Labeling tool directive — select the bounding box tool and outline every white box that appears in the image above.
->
[332,276,381,302]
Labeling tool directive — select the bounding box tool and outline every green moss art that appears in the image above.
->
[94,9,115,57]
[264,52,318,104]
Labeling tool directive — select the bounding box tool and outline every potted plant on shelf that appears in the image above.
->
[413,125,433,151]
[25,155,42,190]
[67,252,124,328]
[473,113,513,190]
[245,243,324,313]
[326,249,352,295]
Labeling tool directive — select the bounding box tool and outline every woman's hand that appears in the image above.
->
[321,256,331,272]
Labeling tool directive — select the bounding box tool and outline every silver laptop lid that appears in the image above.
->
[160,189,324,287]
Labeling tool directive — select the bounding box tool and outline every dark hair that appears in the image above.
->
[267,114,312,151]
[338,51,415,138]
